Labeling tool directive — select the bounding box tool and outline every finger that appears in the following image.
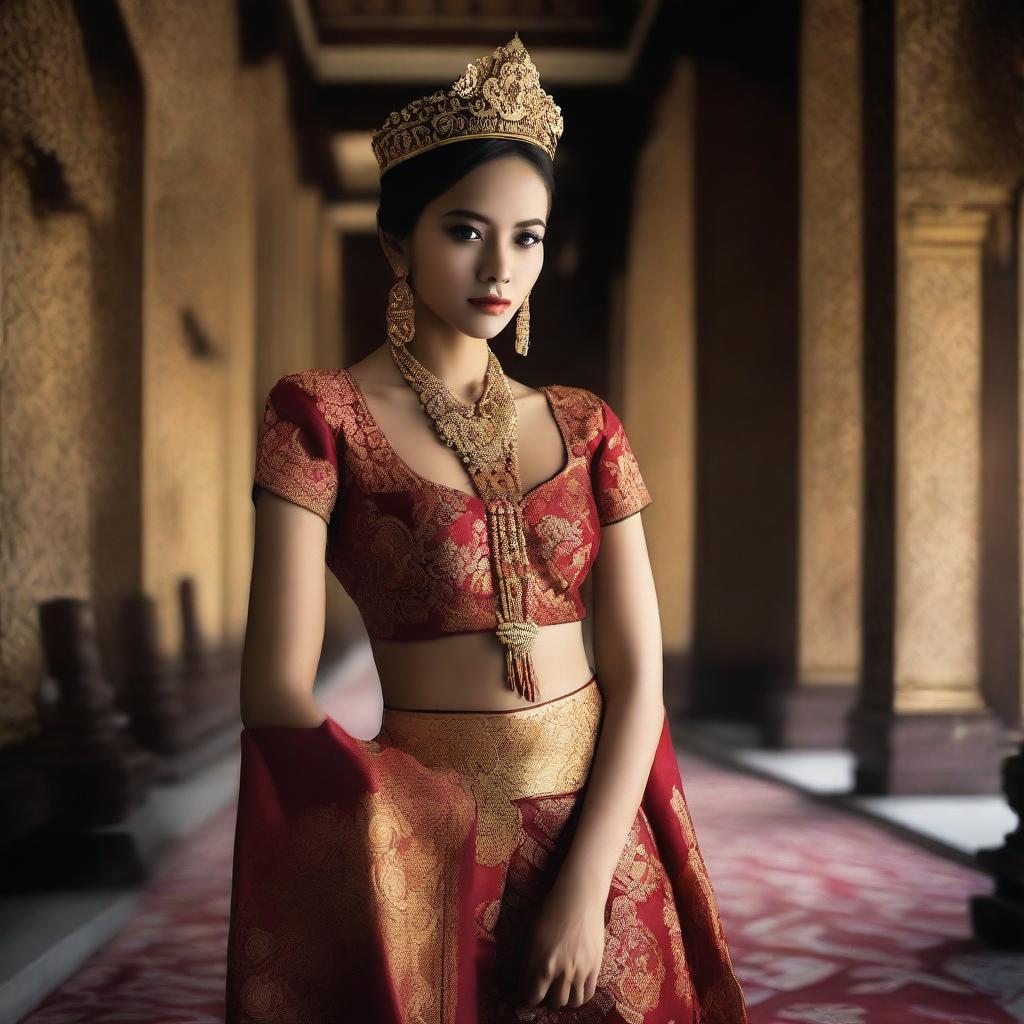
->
[519,961,554,1007]
[584,971,599,1003]
[544,972,571,1009]
[568,974,588,1008]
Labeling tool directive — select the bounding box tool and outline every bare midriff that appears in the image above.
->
[371,619,594,712]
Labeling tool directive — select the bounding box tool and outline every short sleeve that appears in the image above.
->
[252,373,340,524]
[592,397,653,526]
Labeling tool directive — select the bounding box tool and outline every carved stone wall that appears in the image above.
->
[0,0,358,752]
[0,0,142,747]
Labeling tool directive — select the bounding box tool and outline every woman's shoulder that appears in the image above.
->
[267,365,349,389]
[263,367,352,432]
[539,382,606,452]
[542,382,604,419]
[543,381,602,407]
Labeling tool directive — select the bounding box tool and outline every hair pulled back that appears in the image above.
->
[376,137,556,243]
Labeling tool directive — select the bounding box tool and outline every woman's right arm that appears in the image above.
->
[239,490,329,729]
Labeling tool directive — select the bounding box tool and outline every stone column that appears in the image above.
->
[768,0,862,748]
[853,191,1007,793]
[850,0,1015,794]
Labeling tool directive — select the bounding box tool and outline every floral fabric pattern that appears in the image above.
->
[251,368,654,640]
[226,677,749,1023]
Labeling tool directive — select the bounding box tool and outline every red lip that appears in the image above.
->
[468,297,511,312]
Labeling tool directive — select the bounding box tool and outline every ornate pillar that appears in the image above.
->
[850,1,1013,793]
[853,192,1008,792]
[768,0,862,747]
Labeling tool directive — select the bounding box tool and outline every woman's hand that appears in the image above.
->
[516,872,607,1010]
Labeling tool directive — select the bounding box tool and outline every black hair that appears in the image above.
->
[376,137,556,242]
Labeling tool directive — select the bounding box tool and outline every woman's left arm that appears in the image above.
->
[558,507,666,898]
[516,508,665,1009]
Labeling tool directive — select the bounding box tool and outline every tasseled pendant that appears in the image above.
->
[488,498,541,701]
[495,614,540,702]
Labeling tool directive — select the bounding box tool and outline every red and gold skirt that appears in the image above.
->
[225,675,747,1023]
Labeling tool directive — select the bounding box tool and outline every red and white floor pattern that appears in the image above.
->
[18,714,1022,1023]
[689,760,1023,1024]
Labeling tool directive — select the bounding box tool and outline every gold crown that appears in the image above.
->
[371,33,564,178]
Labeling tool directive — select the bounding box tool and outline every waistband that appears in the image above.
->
[377,674,603,806]
[381,672,598,716]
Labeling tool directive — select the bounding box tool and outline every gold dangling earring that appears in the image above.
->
[387,262,415,347]
[515,291,531,356]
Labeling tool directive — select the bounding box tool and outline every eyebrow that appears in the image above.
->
[442,208,547,229]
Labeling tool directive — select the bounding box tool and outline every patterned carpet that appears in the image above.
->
[18,703,1023,1023]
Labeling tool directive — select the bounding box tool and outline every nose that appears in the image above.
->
[480,270,511,296]
[479,242,512,290]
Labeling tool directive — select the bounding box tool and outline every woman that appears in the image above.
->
[226,34,748,1024]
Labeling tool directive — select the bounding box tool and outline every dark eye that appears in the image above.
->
[448,222,544,247]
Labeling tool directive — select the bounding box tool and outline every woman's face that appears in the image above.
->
[386,155,550,342]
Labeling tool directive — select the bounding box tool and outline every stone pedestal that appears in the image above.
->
[34,598,156,829]
[850,705,1006,794]
[175,578,239,750]
[765,684,858,749]
[118,588,240,777]
[118,593,186,755]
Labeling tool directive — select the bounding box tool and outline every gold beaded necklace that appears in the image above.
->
[388,339,541,702]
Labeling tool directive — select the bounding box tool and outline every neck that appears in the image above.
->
[401,299,492,404]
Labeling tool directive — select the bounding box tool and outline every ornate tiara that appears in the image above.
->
[371,33,564,178]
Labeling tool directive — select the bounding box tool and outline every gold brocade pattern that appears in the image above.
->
[230,682,745,1022]
[670,786,725,946]
[597,422,653,526]
[253,370,346,524]
[378,679,613,1023]
[349,494,494,635]
[361,753,476,1023]
[600,806,698,1023]
[328,371,650,639]
[478,770,697,1023]
[252,376,651,643]
[380,677,603,867]
[234,745,476,1024]
[663,895,696,1004]
[254,369,654,640]
[669,786,746,1024]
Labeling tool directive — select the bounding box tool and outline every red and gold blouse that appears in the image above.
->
[251,368,653,640]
